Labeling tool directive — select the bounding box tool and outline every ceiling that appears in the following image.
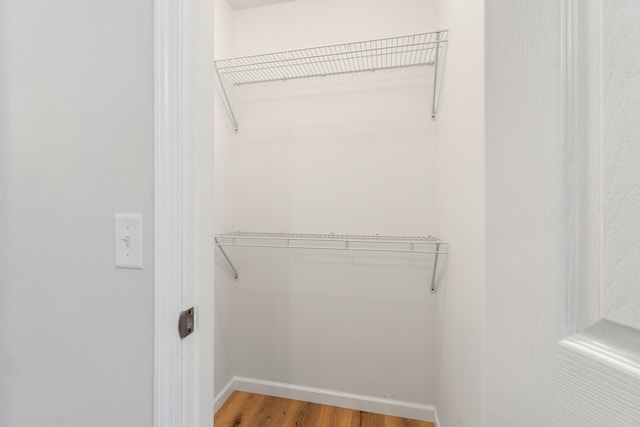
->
[226,0,298,10]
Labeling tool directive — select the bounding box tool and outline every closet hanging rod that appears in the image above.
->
[214,231,448,293]
[214,30,448,131]
[217,243,442,254]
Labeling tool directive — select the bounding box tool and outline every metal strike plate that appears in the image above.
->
[178,307,195,339]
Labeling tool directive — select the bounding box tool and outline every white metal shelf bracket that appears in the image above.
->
[214,232,448,292]
[431,38,443,120]
[214,67,239,133]
[214,30,448,132]
[430,242,441,293]
[214,237,239,280]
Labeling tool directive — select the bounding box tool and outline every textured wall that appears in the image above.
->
[555,0,640,424]
[556,1,640,422]
[603,0,640,330]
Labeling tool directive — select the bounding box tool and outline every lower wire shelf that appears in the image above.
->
[214,231,448,293]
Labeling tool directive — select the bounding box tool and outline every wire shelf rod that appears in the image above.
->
[214,231,448,291]
[218,53,438,85]
[216,32,445,63]
[216,231,444,244]
[215,62,436,88]
[216,243,446,255]
[216,48,442,83]
[215,42,442,74]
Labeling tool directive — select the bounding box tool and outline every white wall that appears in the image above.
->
[215,0,443,406]
[485,1,568,425]
[0,1,154,426]
[232,0,440,57]
[213,0,237,399]
[434,1,485,426]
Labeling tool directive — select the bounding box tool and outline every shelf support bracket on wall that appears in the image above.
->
[214,67,239,133]
[431,41,441,120]
[430,242,441,293]
[214,237,239,280]
[431,35,446,121]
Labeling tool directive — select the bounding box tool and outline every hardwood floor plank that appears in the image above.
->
[384,414,435,427]
[384,415,404,427]
[214,391,435,427]
[236,393,269,426]
[214,391,266,427]
[214,391,246,427]
[280,398,312,426]
[316,403,359,427]
[256,394,290,426]
[406,417,435,427]
[360,411,386,427]
[296,397,324,427]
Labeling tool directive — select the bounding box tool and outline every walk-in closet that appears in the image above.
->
[212,0,484,425]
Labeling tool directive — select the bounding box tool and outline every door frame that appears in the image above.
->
[153,0,185,425]
[153,0,215,426]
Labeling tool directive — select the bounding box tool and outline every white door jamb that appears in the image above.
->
[154,0,185,425]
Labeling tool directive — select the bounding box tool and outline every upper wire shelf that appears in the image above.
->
[216,231,445,249]
[214,30,449,131]
[214,231,448,292]
[215,31,447,85]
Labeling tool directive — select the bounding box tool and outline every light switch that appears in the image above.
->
[115,213,143,269]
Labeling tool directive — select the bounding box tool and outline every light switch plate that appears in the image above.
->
[115,213,143,269]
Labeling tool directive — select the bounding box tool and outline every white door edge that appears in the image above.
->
[154,0,185,425]
[154,0,215,426]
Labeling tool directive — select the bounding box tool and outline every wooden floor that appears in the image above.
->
[214,391,435,427]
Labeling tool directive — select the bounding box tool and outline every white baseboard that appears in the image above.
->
[213,378,236,414]
[214,376,436,423]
